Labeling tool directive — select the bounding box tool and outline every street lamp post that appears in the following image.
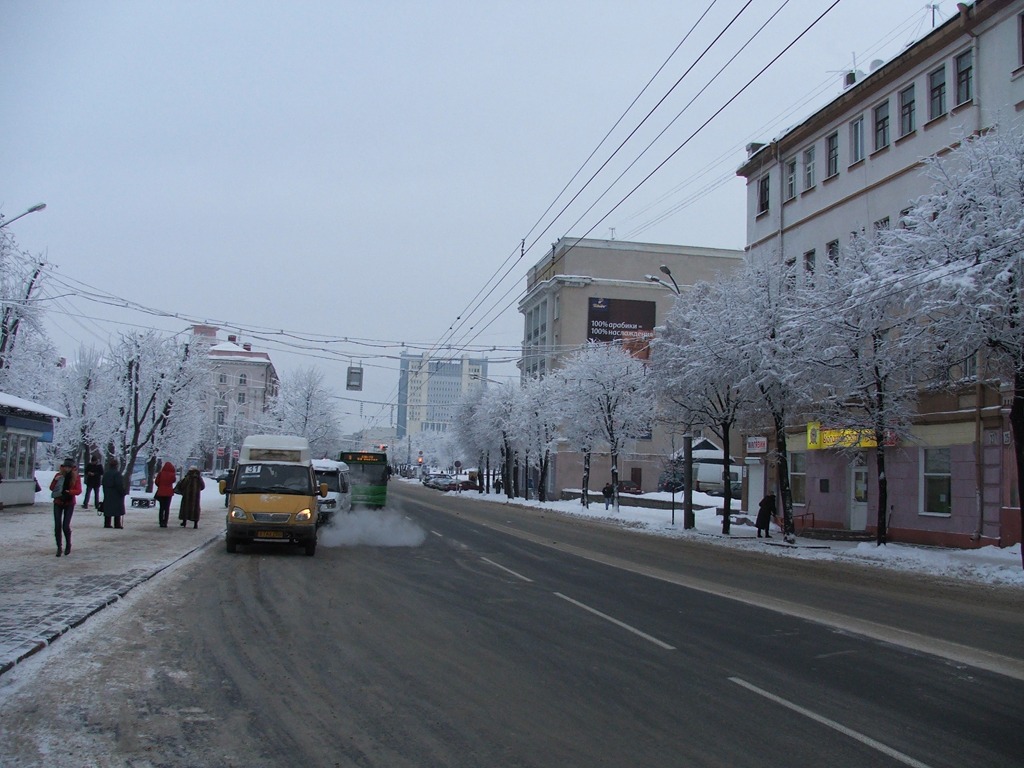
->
[645,265,696,529]
[0,203,46,230]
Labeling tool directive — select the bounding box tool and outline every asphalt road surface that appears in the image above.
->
[1,482,1021,767]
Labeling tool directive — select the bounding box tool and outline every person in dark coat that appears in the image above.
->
[175,467,205,528]
[223,466,235,508]
[602,482,614,510]
[101,458,128,529]
[154,461,177,528]
[82,455,103,509]
[49,458,82,556]
[756,493,777,539]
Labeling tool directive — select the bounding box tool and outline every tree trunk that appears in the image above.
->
[1010,369,1024,569]
[581,450,591,508]
[538,449,549,502]
[773,411,796,541]
[720,422,731,535]
[875,443,889,546]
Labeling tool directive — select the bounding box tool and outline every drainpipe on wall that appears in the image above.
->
[972,353,986,542]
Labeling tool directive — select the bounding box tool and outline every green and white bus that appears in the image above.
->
[338,451,389,507]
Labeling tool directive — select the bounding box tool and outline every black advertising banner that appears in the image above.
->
[587,297,655,359]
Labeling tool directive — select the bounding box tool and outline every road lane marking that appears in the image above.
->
[480,557,533,582]
[410,493,1024,681]
[554,592,675,650]
[729,677,934,768]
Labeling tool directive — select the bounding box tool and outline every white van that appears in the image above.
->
[312,458,351,524]
[659,448,742,496]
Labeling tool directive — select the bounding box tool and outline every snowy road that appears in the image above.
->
[0,483,1020,766]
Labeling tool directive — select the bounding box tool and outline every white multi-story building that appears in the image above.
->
[736,0,1024,546]
[397,352,488,439]
[190,325,279,469]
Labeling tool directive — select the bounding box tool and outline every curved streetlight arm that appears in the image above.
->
[0,203,46,230]
[645,274,680,296]
[659,264,681,295]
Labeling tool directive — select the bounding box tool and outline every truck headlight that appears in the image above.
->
[295,509,312,522]
[230,508,247,520]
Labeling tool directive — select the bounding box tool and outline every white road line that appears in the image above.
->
[554,592,675,650]
[480,557,534,582]
[729,677,935,768]
[430,530,443,537]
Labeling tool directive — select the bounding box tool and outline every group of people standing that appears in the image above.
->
[47,456,206,558]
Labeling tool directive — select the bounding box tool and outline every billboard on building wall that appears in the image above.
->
[587,297,656,359]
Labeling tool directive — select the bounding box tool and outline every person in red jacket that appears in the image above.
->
[49,458,82,557]
[154,461,177,528]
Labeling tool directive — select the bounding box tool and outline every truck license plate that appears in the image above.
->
[257,530,285,539]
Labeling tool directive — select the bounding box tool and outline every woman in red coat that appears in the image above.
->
[154,461,177,528]
[49,458,82,556]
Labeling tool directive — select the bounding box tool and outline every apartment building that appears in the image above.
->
[190,325,279,469]
[736,0,1024,546]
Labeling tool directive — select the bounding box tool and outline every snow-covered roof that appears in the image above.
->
[0,391,66,419]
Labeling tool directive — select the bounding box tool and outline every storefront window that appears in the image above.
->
[790,452,806,504]
[923,448,951,515]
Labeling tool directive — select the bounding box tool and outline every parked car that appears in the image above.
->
[617,480,642,494]
[424,473,454,489]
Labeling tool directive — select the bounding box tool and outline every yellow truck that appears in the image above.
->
[222,435,327,556]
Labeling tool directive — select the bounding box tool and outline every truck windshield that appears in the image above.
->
[315,471,341,492]
[234,463,313,495]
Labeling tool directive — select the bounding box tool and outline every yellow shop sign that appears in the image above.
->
[806,421,879,450]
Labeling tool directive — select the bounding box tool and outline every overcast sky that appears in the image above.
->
[2,0,946,433]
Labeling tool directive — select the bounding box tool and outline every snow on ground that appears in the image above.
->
[412,478,1024,588]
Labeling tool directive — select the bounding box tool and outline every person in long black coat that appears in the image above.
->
[756,493,777,538]
[175,467,205,528]
[101,458,128,529]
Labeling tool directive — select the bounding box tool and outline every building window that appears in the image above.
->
[826,239,840,265]
[873,101,890,151]
[955,50,973,105]
[803,146,816,190]
[899,84,915,136]
[922,448,951,515]
[850,116,864,163]
[803,249,816,277]
[790,452,806,504]
[825,132,839,178]
[928,66,946,120]
[239,373,247,387]
[219,373,227,385]
[784,157,797,200]
[757,174,770,214]
[237,392,246,405]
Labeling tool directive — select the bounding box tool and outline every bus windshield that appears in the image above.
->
[234,463,314,495]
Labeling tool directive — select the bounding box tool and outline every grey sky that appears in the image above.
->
[2,0,943,433]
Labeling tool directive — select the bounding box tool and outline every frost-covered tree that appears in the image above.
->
[652,281,753,533]
[557,342,652,511]
[50,347,106,466]
[267,366,342,458]
[451,384,501,491]
[798,233,933,545]
[883,124,1024,561]
[731,258,817,542]
[102,331,211,483]
[513,375,563,501]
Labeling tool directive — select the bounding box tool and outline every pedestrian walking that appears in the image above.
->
[756,493,777,539]
[175,467,205,528]
[602,482,614,510]
[222,466,234,508]
[154,461,177,528]
[82,454,103,509]
[493,476,503,495]
[49,458,81,557]
[101,458,127,529]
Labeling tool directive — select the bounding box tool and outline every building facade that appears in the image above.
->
[736,0,1024,546]
[190,325,279,470]
[519,237,743,498]
[397,352,488,439]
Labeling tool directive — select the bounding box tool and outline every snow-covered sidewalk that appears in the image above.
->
[412,478,1024,588]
